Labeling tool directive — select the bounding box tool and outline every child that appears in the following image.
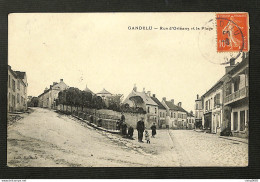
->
[145,129,150,144]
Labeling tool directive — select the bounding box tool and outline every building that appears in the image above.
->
[38,79,69,109]
[186,111,195,129]
[223,54,249,138]
[161,98,188,129]
[84,84,94,94]
[150,94,167,128]
[123,85,159,127]
[201,53,249,138]
[194,94,203,129]
[202,77,225,134]
[8,66,28,112]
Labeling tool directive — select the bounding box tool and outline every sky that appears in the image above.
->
[9,13,240,112]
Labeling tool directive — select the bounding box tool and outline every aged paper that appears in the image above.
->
[8,13,249,167]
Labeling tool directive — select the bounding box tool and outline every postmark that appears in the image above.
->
[198,12,249,65]
[216,13,249,52]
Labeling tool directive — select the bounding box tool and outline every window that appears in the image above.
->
[234,77,240,92]
[240,111,245,131]
[171,112,173,118]
[8,75,10,88]
[174,113,176,118]
[163,112,165,117]
[17,80,20,90]
[233,112,238,131]
[17,93,20,103]
[147,107,150,113]
[12,79,15,92]
[160,112,162,117]
[196,103,198,110]
[214,93,220,107]
[155,108,157,114]
[225,82,232,95]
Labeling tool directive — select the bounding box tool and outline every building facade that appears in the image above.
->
[150,94,167,128]
[194,94,203,129]
[187,111,195,129]
[201,53,249,138]
[123,85,159,128]
[8,66,28,112]
[38,79,69,109]
[161,98,188,129]
[223,55,249,138]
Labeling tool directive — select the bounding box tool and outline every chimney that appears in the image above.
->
[171,99,174,104]
[60,79,63,82]
[225,58,236,73]
[190,110,193,114]
[178,102,182,107]
[152,94,156,97]
[133,84,137,92]
[143,88,145,93]
[163,97,166,101]
[197,94,199,99]
[147,91,151,97]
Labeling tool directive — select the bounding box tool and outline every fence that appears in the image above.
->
[57,104,119,131]
[57,104,146,130]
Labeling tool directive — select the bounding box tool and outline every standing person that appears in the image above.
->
[145,129,150,144]
[116,119,120,130]
[121,121,128,137]
[121,112,125,122]
[150,122,157,138]
[136,117,145,142]
[128,125,134,139]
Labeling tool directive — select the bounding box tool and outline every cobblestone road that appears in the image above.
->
[7,108,248,167]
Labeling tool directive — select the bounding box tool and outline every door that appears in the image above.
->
[233,112,238,131]
[240,111,245,131]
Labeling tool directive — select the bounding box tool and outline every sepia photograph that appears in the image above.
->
[7,12,249,167]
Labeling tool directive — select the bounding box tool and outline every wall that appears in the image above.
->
[57,104,146,129]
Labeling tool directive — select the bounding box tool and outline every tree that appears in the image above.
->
[27,97,39,107]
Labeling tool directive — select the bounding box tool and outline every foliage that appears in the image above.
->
[57,87,105,109]
[27,97,39,107]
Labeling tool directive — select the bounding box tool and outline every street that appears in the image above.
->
[7,108,248,167]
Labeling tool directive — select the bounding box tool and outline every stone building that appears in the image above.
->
[194,94,203,129]
[161,98,188,129]
[150,94,167,128]
[38,79,69,109]
[8,66,28,112]
[123,85,159,128]
[201,53,249,138]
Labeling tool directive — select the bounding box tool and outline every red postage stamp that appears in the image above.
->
[216,12,249,52]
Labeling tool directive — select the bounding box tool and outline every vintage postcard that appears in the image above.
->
[7,12,249,167]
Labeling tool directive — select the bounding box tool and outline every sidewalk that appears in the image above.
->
[194,129,248,144]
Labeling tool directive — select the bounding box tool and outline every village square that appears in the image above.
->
[7,13,249,167]
[7,53,248,167]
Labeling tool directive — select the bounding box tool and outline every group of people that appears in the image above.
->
[116,113,157,144]
[116,113,134,139]
[137,117,156,143]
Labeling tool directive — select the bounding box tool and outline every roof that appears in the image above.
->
[164,101,187,113]
[14,71,25,79]
[129,91,158,106]
[97,88,112,95]
[187,112,194,117]
[151,97,166,109]
[84,85,93,94]
[202,57,248,98]
[164,101,179,111]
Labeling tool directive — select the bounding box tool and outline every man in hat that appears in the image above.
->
[136,117,145,142]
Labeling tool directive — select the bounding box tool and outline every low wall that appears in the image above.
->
[57,104,147,129]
